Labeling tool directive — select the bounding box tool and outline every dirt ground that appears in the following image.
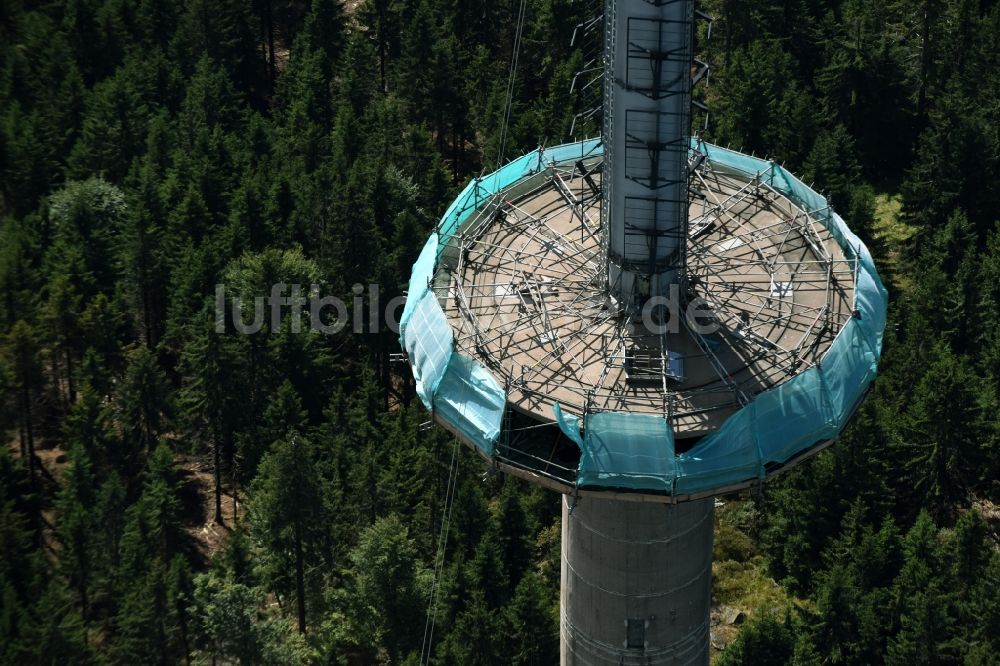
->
[7,435,235,568]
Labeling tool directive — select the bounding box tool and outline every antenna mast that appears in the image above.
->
[603,0,696,304]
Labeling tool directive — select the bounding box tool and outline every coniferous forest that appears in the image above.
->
[1,0,999,663]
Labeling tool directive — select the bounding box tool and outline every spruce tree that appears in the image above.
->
[55,443,98,621]
[249,433,326,634]
[119,345,172,462]
[3,321,42,481]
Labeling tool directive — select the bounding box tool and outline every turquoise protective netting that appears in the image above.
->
[668,139,888,496]
[578,411,676,492]
[399,140,601,456]
[399,233,438,338]
[436,140,602,257]
[401,139,888,495]
[673,406,759,494]
[553,402,584,447]
[402,290,452,409]
[433,353,505,454]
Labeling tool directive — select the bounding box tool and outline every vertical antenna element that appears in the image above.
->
[603,0,695,305]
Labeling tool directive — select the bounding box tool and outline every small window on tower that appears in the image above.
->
[626,618,645,650]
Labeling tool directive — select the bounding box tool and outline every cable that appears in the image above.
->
[419,436,461,665]
[421,438,459,664]
[495,0,528,169]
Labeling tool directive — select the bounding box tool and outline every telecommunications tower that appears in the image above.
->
[399,1,888,663]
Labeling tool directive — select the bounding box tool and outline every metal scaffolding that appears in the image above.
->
[435,149,856,448]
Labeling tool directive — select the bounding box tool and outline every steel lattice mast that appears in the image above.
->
[603,0,696,305]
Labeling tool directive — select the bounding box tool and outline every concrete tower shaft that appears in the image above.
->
[603,0,694,303]
[561,496,714,665]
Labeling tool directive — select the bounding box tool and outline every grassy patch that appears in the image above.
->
[712,556,794,614]
[710,500,807,661]
[712,500,802,613]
